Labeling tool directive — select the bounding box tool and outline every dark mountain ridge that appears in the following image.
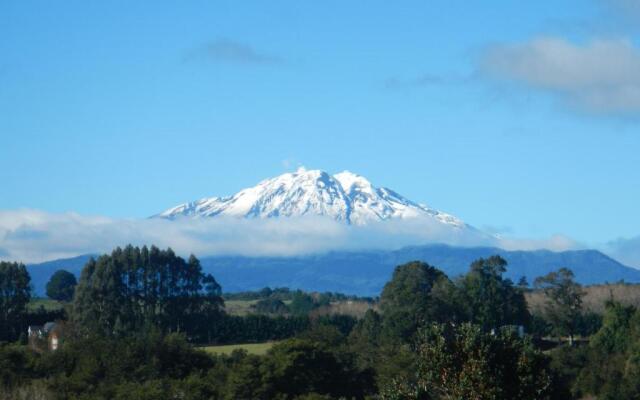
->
[25,244,640,297]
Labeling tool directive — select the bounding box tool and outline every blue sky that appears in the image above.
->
[1,0,640,260]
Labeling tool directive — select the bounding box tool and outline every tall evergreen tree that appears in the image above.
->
[72,245,224,336]
[0,262,31,341]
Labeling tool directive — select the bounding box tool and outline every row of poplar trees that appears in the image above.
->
[73,245,224,337]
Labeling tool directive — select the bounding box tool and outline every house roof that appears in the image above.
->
[43,322,57,332]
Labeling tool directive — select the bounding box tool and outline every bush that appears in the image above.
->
[382,323,563,400]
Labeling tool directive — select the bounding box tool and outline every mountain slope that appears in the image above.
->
[200,245,640,296]
[26,254,94,296]
[156,168,466,227]
[26,245,640,296]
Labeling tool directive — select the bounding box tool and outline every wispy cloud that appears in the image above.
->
[281,159,304,170]
[498,234,581,253]
[478,37,640,116]
[481,225,515,236]
[606,235,640,268]
[0,209,586,264]
[184,38,282,65]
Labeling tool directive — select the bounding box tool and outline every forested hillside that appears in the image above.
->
[27,244,640,296]
[4,245,640,399]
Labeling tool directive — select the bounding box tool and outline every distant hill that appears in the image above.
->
[200,244,640,296]
[26,245,640,297]
[27,254,94,296]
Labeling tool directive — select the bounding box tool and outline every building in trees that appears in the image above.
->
[27,321,63,351]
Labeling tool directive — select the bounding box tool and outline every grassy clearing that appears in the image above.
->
[201,342,276,356]
[223,299,259,316]
[28,298,64,312]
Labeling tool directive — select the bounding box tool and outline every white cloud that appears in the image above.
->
[498,234,581,253]
[606,235,640,268]
[0,209,583,264]
[479,37,640,115]
[281,159,304,171]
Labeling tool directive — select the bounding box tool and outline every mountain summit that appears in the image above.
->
[156,167,465,227]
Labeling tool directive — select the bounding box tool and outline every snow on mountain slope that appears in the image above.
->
[156,168,466,228]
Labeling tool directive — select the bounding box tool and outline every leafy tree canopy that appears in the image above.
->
[382,323,559,400]
[252,298,289,315]
[260,339,375,399]
[574,302,640,399]
[534,268,584,342]
[380,261,459,341]
[46,269,77,302]
[289,291,317,316]
[459,255,530,330]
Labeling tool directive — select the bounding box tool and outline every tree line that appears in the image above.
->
[0,244,633,399]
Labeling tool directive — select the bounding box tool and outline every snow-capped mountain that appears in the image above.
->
[156,168,466,227]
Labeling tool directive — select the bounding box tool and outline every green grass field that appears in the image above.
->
[223,299,259,316]
[201,342,276,356]
[28,298,64,311]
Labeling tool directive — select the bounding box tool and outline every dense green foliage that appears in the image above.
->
[2,246,638,399]
[0,262,31,342]
[73,246,224,337]
[252,298,289,315]
[380,261,459,341]
[205,314,311,344]
[45,269,77,302]
[0,333,374,400]
[459,256,530,330]
[570,301,640,399]
[289,291,321,316]
[257,339,374,399]
[535,268,584,343]
[224,287,374,303]
[382,323,561,400]
[379,257,530,342]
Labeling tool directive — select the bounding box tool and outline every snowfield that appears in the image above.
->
[156,168,466,228]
